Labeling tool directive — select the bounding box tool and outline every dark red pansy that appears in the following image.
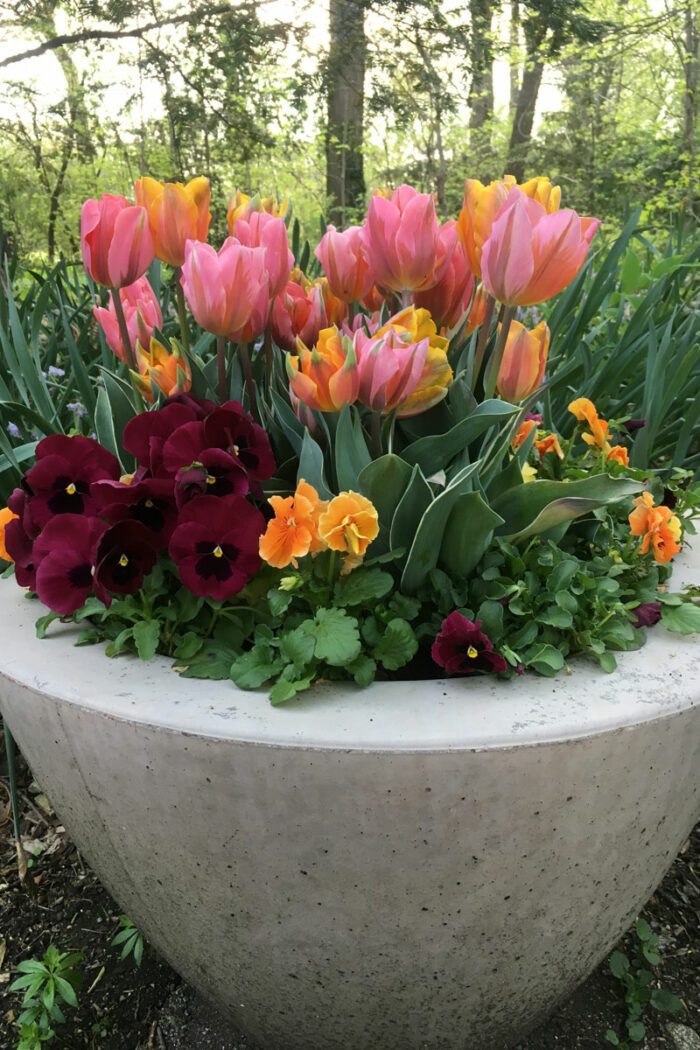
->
[203,403,276,481]
[123,401,200,477]
[629,601,662,629]
[92,477,177,549]
[160,420,208,475]
[174,448,249,508]
[166,392,217,418]
[95,521,158,596]
[33,515,108,615]
[25,435,120,528]
[431,612,508,675]
[622,418,646,435]
[168,494,264,600]
[4,488,40,590]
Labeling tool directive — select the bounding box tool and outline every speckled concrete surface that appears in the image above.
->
[1,545,699,1050]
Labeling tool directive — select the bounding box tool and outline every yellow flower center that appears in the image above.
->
[144,499,154,508]
[233,444,240,457]
[344,520,363,555]
[286,516,296,527]
[213,545,223,559]
[206,475,216,485]
[119,554,129,567]
[467,645,478,659]
[65,482,77,495]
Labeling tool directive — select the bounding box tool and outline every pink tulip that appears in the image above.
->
[481,189,600,307]
[413,227,475,329]
[93,276,163,365]
[181,238,269,340]
[232,212,293,298]
[353,327,429,414]
[315,225,375,303]
[270,280,327,353]
[81,194,155,289]
[496,320,550,402]
[361,185,451,294]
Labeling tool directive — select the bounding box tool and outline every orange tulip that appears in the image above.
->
[135,176,211,267]
[132,337,192,402]
[287,326,359,413]
[0,506,18,561]
[457,175,561,279]
[629,492,682,564]
[316,277,349,329]
[226,190,288,227]
[259,480,327,569]
[496,320,549,402]
[373,307,452,417]
[464,283,488,335]
[318,492,379,557]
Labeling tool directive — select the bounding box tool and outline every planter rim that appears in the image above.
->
[1,543,699,753]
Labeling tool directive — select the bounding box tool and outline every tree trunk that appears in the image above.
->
[469,0,493,131]
[683,2,699,216]
[505,30,544,182]
[326,0,366,226]
[509,0,520,119]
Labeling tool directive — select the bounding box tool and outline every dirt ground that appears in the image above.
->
[0,748,698,1050]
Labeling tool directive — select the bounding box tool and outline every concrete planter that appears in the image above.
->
[1,547,699,1050]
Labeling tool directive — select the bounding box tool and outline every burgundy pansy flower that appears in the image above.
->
[629,602,662,629]
[168,494,265,600]
[123,401,200,477]
[4,487,40,589]
[203,402,276,481]
[33,515,108,615]
[95,521,158,595]
[25,435,120,528]
[166,392,217,418]
[92,477,177,549]
[431,612,508,675]
[173,448,249,508]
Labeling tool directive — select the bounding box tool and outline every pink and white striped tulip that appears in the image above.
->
[81,194,155,289]
[231,212,293,298]
[181,238,268,340]
[315,224,375,303]
[353,327,429,414]
[362,185,452,294]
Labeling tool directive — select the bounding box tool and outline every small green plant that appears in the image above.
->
[111,915,144,967]
[605,917,682,1047]
[10,945,83,1049]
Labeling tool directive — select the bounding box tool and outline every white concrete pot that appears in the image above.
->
[1,546,699,1050]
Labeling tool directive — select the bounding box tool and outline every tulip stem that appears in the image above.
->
[264,327,273,391]
[472,293,497,390]
[241,342,259,421]
[370,411,383,458]
[217,335,227,403]
[111,288,145,412]
[483,304,517,400]
[174,269,191,354]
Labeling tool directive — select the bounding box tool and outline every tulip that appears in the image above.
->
[315,224,375,303]
[132,337,192,403]
[362,185,451,294]
[353,327,427,415]
[271,280,327,353]
[495,320,550,402]
[93,276,163,366]
[316,277,348,329]
[457,175,561,280]
[286,326,359,413]
[366,307,453,417]
[480,189,600,307]
[227,190,288,227]
[464,283,488,334]
[413,230,475,330]
[81,194,154,289]
[181,238,269,340]
[134,176,211,268]
[231,211,293,298]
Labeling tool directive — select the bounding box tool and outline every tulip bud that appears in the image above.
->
[81,194,154,289]
[134,176,211,267]
[132,337,192,402]
[315,225,375,303]
[495,320,550,402]
[362,185,447,294]
[181,239,269,340]
[232,212,293,298]
[286,326,359,413]
[93,276,163,365]
[271,280,327,353]
[464,283,488,335]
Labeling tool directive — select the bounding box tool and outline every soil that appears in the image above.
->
[0,743,698,1050]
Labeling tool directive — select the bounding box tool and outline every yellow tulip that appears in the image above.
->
[134,176,211,267]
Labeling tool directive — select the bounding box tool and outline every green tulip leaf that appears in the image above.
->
[389,463,434,556]
[440,491,505,578]
[357,453,414,554]
[335,403,372,491]
[492,475,643,543]
[297,430,334,500]
[401,399,518,477]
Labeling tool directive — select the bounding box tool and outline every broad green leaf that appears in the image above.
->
[279,623,316,670]
[389,463,433,555]
[523,643,565,676]
[401,400,518,476]
[492,475,642,543]
[298,430,333,499]
[94,387,123,468]
[313,607,361,665]
[132,619,161,661]
[346,653,377,686]
[335,403,372,490]
[334,568,394,606]
[401,463,479,592]
[230,646,282,688]
[440,491,504,578]
[357,453,413,553]
[270,674,315,705]
[608,951,630,979]
[660,602,700,635]
[372,618,418,670]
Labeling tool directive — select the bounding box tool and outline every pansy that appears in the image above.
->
[168,494,265,600]
[123,401,202,477]
[318,492,379,560]
[629,602,662,629]
[606,445,629,466]
[628,492,682,564]
[3,488,40,588]
[95,521,158,596]
[431,612,507,675]
[0,506,18,562]
[259,480,327,568]
[92,477,178,549]
[173,448,249,508]
[24,435,121,528]
[568,397,609,450]
[33,514,109,615]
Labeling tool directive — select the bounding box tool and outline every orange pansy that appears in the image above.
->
[0,506,18,562]
[628,492,682,564]
[606,445,629,467]
[568,397,609,450]
[318,492,379,559]
[535,432,564,459]
[511,419,537,450]
[259,480,327,569]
